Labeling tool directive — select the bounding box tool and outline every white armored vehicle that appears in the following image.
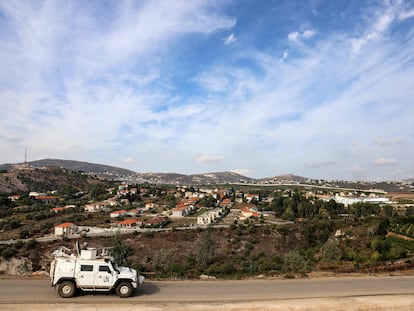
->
[50,244,144,298]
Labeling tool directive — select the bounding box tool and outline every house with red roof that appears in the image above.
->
[118,219,140,229]
[54,222,77,236]
[143,216,168,228]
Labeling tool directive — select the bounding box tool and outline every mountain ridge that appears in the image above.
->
[1,159,413,187]
[1,158,307,184]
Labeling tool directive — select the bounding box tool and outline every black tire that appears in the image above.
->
[116,281,133,298]
[57,281,76,298]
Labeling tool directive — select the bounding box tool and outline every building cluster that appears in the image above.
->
[7,181,408,239]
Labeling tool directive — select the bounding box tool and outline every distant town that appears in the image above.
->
[0,159,414,279]
[0,160,413,242]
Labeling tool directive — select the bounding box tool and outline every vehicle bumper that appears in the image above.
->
[132,281,138,288]
[138,275,145,284]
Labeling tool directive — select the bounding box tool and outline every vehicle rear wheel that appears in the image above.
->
[116,282,133,298]
[58,281,76,298]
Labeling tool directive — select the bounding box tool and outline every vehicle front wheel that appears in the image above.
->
[57,281,76,298]
[116,282,133,298]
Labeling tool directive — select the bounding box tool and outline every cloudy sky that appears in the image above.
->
[0,0,413,181]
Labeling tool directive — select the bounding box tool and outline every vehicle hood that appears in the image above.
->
[118,266,144,284]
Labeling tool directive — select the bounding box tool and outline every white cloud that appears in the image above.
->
[288,29,315,43]
[122,157,135,164]
[280,50,289,62]
[0,1,413,180]
[287,31,300,43]
[302,30,316,39]
[374,137,406,146]
[223,33,236,45]
[193,71,230,92]
[350,1,401,54]
[304,161,335,169]
[195,154,226,163]
[398,9,414,20]
[372,158,398,165]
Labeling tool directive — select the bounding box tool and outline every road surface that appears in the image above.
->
[0,276,413,310]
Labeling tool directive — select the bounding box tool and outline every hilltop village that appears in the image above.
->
[1,175,410,241]
[0,165,414,278]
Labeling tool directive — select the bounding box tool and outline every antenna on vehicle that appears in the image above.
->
[75,240,81,256]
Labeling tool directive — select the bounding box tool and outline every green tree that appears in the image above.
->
[321,239,341,262]
[383,205,393,218]
[196,230,216,270]
[282,250,309,275]
[110,231,132,266]
[90,184,108,201]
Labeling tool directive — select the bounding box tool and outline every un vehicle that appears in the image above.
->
[50,244,144,298]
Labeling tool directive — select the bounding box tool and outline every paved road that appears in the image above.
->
[0,276,413,305]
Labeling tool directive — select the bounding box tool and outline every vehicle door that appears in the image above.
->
[95,264,114,288]
[75,263,96,287]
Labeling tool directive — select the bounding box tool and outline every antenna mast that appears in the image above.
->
[24,147,27,166]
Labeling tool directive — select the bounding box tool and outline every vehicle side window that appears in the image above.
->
[99,265,110,272]
[80,264,94,272]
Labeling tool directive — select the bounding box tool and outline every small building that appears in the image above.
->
[118,219,140,229]
[126,209,141,216]
[220,198,232,208]
[120,198,130,204]
[143,216,168,227]
[35,195,59,205]
[240,207,259,220]
[52,207,66,213]
[171,204,193,217]
[84,202,108,213]
[245,193,259,203]
[197,208,222,226]
[29,192,46,198]
[8,194,20,202]
[145,202,158,210]
[54,222,77,236]
[110,210,128,218]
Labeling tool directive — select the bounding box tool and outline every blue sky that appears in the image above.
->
[0,0,413,181]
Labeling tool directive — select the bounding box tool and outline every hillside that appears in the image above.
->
[256,174,309,184]
[133,171,255,185]
[0,166,106,194]
[0,159,135,177]
[1,159,412,190]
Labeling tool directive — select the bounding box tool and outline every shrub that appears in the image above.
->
[282,250,309,275]
[1,247,16,260]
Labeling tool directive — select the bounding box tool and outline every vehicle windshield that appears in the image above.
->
[110,260,119,272]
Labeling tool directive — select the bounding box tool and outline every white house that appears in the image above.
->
[171,206,189,217]
[171,203,195,217]
[110,210,128,218]
[145,202,158,210]
[197,208,222,225]
[245,193,259,203]
[84,202,107,213]
[54,222,78,236]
